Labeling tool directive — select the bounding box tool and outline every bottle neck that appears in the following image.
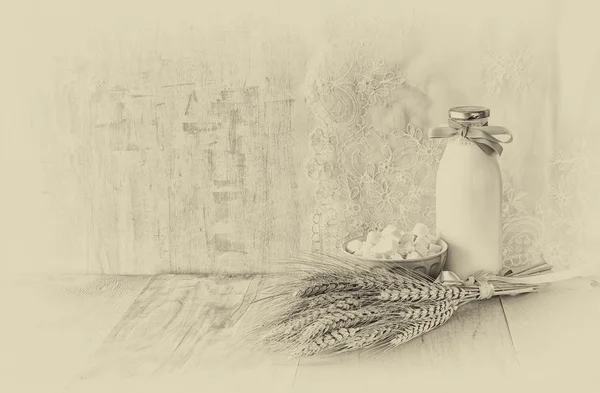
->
[449,118,489,127]
[446,117,490,150]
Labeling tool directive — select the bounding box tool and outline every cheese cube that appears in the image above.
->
[359,242,372,254]
[426,234,439,244]
[397,242,414,255]
[390,253,405,260]
[406,251,421,259]
[412,223,430,237]
[428,243,443,254]
[363,250,383,259]
[388,235,401,245]
[366,230,382,245]
[394,228,405,236]
[371,236,398,256]
[346,239,364,254]
[362,250,375,258]
[381,224,397,236]
[415,235,429,248]
[415,243,428,257]
[381,225,403,245]
[399,232,415,244]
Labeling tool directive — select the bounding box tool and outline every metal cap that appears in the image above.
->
[448,106,490,120]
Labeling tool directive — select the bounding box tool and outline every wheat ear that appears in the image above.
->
[390,307,457,346]
[296,321,406,357]
[260,299,365,342]
[298,306,385,342]
[378,285,468,302]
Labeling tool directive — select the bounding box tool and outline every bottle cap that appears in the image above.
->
[448,106,490,120]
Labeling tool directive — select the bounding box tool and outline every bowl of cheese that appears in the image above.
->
[341,223,448,278]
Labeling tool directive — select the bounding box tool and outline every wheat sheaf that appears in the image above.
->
[247,252,564,358]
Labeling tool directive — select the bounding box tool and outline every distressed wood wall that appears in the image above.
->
[43,22,314,274]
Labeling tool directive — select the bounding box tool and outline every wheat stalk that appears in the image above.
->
[390,307,456,346]
[291,267,435,299]
[260,300,366,342]
[377,285,467,302]
[252,252,554,358]
[287,292,365,317]
[395,300,458,320]
[297,320,410,358]
[298,306,385,341]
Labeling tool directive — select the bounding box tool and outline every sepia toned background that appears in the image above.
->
[3,0,600,275]
[2,2,600,393]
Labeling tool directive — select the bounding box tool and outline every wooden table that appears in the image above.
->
[2,273,599,393]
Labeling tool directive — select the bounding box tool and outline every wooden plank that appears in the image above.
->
[50,73,172,275]
[105,150,170,274]
[65,275,298,393]
[88,90,171,274]
[263,99,303,269]
[293,298,520,392]
[46,24,313,275]
[0,274,150,393]
[43,76,96,273]
[168,141,213,273]
[500,276,600,390]
[168,91,305,274]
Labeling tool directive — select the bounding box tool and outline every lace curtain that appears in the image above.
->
[303,1,600,271]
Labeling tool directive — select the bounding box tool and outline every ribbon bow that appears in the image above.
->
[429,119,513,156]
[433,262,598,301]
[436,270,497,300]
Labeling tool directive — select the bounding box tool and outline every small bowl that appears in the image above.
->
[340,235,448,278]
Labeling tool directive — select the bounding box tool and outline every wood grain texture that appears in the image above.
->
[500,276,600,390]
[46,23,312,274]
[65,275,299,393]
[13,274,600,393]
[0,275,150,393]
[293,298,520,392]
[65,275,523,393]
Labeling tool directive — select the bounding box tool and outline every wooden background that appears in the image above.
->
[4,0,600,275]
[39,21,316,274]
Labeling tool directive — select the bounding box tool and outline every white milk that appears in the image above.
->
[434,108,505,279]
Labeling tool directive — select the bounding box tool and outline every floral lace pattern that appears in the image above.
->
[500,172,544,268]
[534,133,594,269]
[305,22,592,271]
[482,48,532,96]
[305,38,446,255]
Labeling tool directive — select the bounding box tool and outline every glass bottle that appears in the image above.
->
[431,106,511,279]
